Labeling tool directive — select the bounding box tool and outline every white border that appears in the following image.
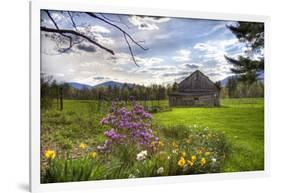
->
[30,0,271,192]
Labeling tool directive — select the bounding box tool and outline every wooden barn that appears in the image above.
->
[168,70,220,107]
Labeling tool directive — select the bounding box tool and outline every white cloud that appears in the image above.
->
[193,39,240,63]
[76,26,114,45]
[172,49,191,62]
[128,15,170,31]
[90,25,111,33]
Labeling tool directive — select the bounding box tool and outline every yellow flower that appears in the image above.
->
[158,141,164,147]
[172,141,178,148]
[91,151,97,159]
[178,156,186,168]
[200,158,206,166]
[205,152,211,156]
[44,149,56,159]
[191,155,197,162]
[79,143,86,149]
[187,160,194,167]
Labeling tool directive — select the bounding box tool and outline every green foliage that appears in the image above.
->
[225,76,264,98]
[225,21,264,84]
[42,125,229,183]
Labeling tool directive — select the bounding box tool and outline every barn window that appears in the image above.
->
[194,97,199,101]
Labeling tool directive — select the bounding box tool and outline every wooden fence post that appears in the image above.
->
[60,87,63,111]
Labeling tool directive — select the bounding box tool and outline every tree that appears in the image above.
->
[41,10,148,66]
[225,22,264,84]
[226,76,238,98]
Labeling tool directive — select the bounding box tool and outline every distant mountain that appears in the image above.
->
[68,81,134,90]
[68,82,92,90]
[220,77,230,87]
[93,81,134,88]
[219,71,264,87]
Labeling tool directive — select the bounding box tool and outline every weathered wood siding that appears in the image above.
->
[169,94,219,107]
[169,70,220,107]
[178,71,218,92]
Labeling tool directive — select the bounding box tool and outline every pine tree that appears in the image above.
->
[225,22,264,84]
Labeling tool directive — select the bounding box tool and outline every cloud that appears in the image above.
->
[185,63,201,69]
[172,49,191,62]
[90,25,111,33]
[162,71,190,77]
[128,15,170,31]
[93,76,109,80]
[76,26,114,45]
[76,43,97,52]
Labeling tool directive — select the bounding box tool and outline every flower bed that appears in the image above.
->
[42,101,229,183]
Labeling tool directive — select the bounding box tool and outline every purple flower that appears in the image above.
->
[98,101,159,152]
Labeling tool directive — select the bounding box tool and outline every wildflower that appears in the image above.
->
[172,149,178,154]
[157,167,164,174]
[167,155,171,160]
[200,158,206,166]
[205,152,211,156]
[181,152,186,157]
[172,141,178,148]
[191,155,197,162]
[187,160,194,166]
[211,158,217,163]
[178,156,186,168]
[79,143,86,149]
[136,150,147,161]
[44,149,56,160]
[128,174,136,178]
[91,151,97,159]
[158,141,164,147]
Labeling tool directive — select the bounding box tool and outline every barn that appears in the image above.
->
[168,70,220,107]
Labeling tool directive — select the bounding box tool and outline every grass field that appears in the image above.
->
[41,98,264,176]
[153,98,264,172]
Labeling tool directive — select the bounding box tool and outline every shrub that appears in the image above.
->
[97,100,159,164]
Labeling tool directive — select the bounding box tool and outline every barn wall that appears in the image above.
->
[169,94,219,107]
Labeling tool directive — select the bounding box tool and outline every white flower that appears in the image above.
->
[211,158,217,163]
[136,150,147,161]
[157,167,164,174]
[128,174,136,178]
[172,149,178,154]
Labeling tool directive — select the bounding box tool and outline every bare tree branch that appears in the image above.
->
[41,26,115,55]
[86,12,148,51]
[45,10,73,52]
[41,10,149,66]
[123,32,139,67]
[99,13,131,29]
[67,11,77,31]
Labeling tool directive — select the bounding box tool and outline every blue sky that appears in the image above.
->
[41,10,247,86]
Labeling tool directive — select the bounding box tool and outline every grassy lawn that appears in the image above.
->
[41,98,264,177]
[153,98,264,172]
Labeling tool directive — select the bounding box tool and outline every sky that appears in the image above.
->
[41,10,248,86]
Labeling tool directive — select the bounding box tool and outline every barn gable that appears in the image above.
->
[178,70,218,92]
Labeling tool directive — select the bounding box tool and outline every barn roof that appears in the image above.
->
[169,70,219,96]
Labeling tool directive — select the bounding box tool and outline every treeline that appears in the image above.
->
[220,76,264,98]
[41,75,178,110]
[41,75,264,110]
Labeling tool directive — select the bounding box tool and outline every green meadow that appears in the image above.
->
[153,98,264,172]
[41,97,264,181]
